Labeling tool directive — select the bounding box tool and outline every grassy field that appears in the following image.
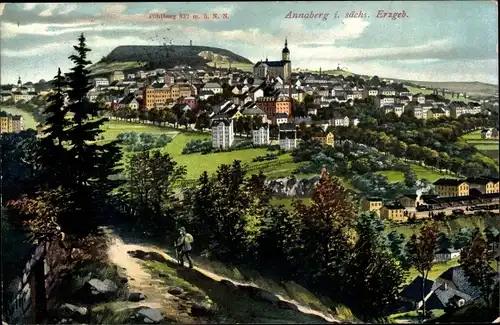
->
[406,86,472,103]
[100,120,178,141]
[460,130,499,162]
[406,259,459,285]
[89,61,147,76]
[0,106,39,130]
[207,60,253,72]
[377,164,450,183]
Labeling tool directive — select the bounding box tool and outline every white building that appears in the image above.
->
[201,82,223,94]
[211,115,234,149]
[331,114,350,126]
[375,95,396,108]
[93,77,109,87]
[109,70,125,82]
[252,125,270,146]
[275,113,289,125]
[279,123,297,151]
[434,248,461,262]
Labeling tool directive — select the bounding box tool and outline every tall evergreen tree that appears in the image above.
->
[62,33,122,235]
[38,68,71,189]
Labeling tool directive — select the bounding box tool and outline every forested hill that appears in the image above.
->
[96,45,252,70]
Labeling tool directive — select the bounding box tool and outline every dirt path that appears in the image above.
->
[106,230,342,323]
[107,236,201,323]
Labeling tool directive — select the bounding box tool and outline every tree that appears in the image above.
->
[453,227,474,249]
[291,169,357,293]
[404,169,418,188]
[344,212,406,318]
[459,229,496,308]
[61,33,122,236]
[406,221,439,318]
[122,150,186,228]
[387,230,406,261]
[437,232,453,250]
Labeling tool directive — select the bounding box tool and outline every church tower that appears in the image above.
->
[282,38,290,61]
[17,76,22,87]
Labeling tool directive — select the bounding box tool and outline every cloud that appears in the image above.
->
[100,3,128,17]
[39,4,61,17]
[23,4,38,11]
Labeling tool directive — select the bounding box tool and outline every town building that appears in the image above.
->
[279,123,297,151]
[427,107,446,119]
[253,39,292,83]
[433,178,469,197]
[311,132,334,146]
[361,197,383,216]
[211,114,234,149]
[201,82,223,94]
[0,111,24,133]
[93,77,109,87]
[397,195,418,208]
[255,97,292,124]
[252,124,270,146]
[380,203,406,222]
[434,248,461,262]
[109,70,125,82]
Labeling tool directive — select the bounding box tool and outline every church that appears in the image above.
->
[253,39,292,83]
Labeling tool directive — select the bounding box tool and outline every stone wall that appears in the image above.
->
[6,239,70,324]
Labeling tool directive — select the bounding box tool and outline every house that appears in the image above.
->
[109,70,125,82]
[466,177,497,194]
[199,90,215,100]
[481,128,500,139]
[311,132,334,147]
[118,95,140,110]
[427,107,446,119]
[435,265,499,300]
[397,194,418,208]
[183,96,197,109]
[255,97,292,124]
[201,82,223,94]
[330,113,349,127]
[414,93,426,104]
[211,114,234,149]
[275,112,289,125]
[435,248,461,262]
[433,178,469,197]
[279,123,297,151]
[361,197,383,216]
[93,77,109,87]
[380,203,406,222]
[242,107,268,124]
[172,103,191,114]
[0,112,24,133]
[401,275,472,312]
[374,95,395,108]
[362,87,378,98]
[252,124,270,146]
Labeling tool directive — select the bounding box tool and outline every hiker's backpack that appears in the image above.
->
[185,233,194,244]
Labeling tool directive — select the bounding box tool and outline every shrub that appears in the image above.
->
[182,139,213,154]
[252,153,278,162]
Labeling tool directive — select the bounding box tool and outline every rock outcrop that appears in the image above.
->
[265,176,320,197]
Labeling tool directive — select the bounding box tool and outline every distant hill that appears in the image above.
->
[90,45,253,76]
[303,68,498,97]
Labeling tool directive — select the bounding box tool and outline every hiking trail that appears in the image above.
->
[106,229,344,324]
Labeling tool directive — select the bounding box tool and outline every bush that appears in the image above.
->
[117,132,172,152]
[182,139,213,154]
[252,153,278,162]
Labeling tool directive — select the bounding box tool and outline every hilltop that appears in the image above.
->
[90,45,253,76]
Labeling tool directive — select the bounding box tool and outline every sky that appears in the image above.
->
[0,1,498,85]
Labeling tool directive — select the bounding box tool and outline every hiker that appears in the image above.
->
[175,227,194,268]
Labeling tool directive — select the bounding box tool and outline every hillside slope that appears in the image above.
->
[106,229,346,324]
[91,45,252,75]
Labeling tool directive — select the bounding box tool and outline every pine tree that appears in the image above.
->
[38,68,71,189]
[62,33,122,235]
